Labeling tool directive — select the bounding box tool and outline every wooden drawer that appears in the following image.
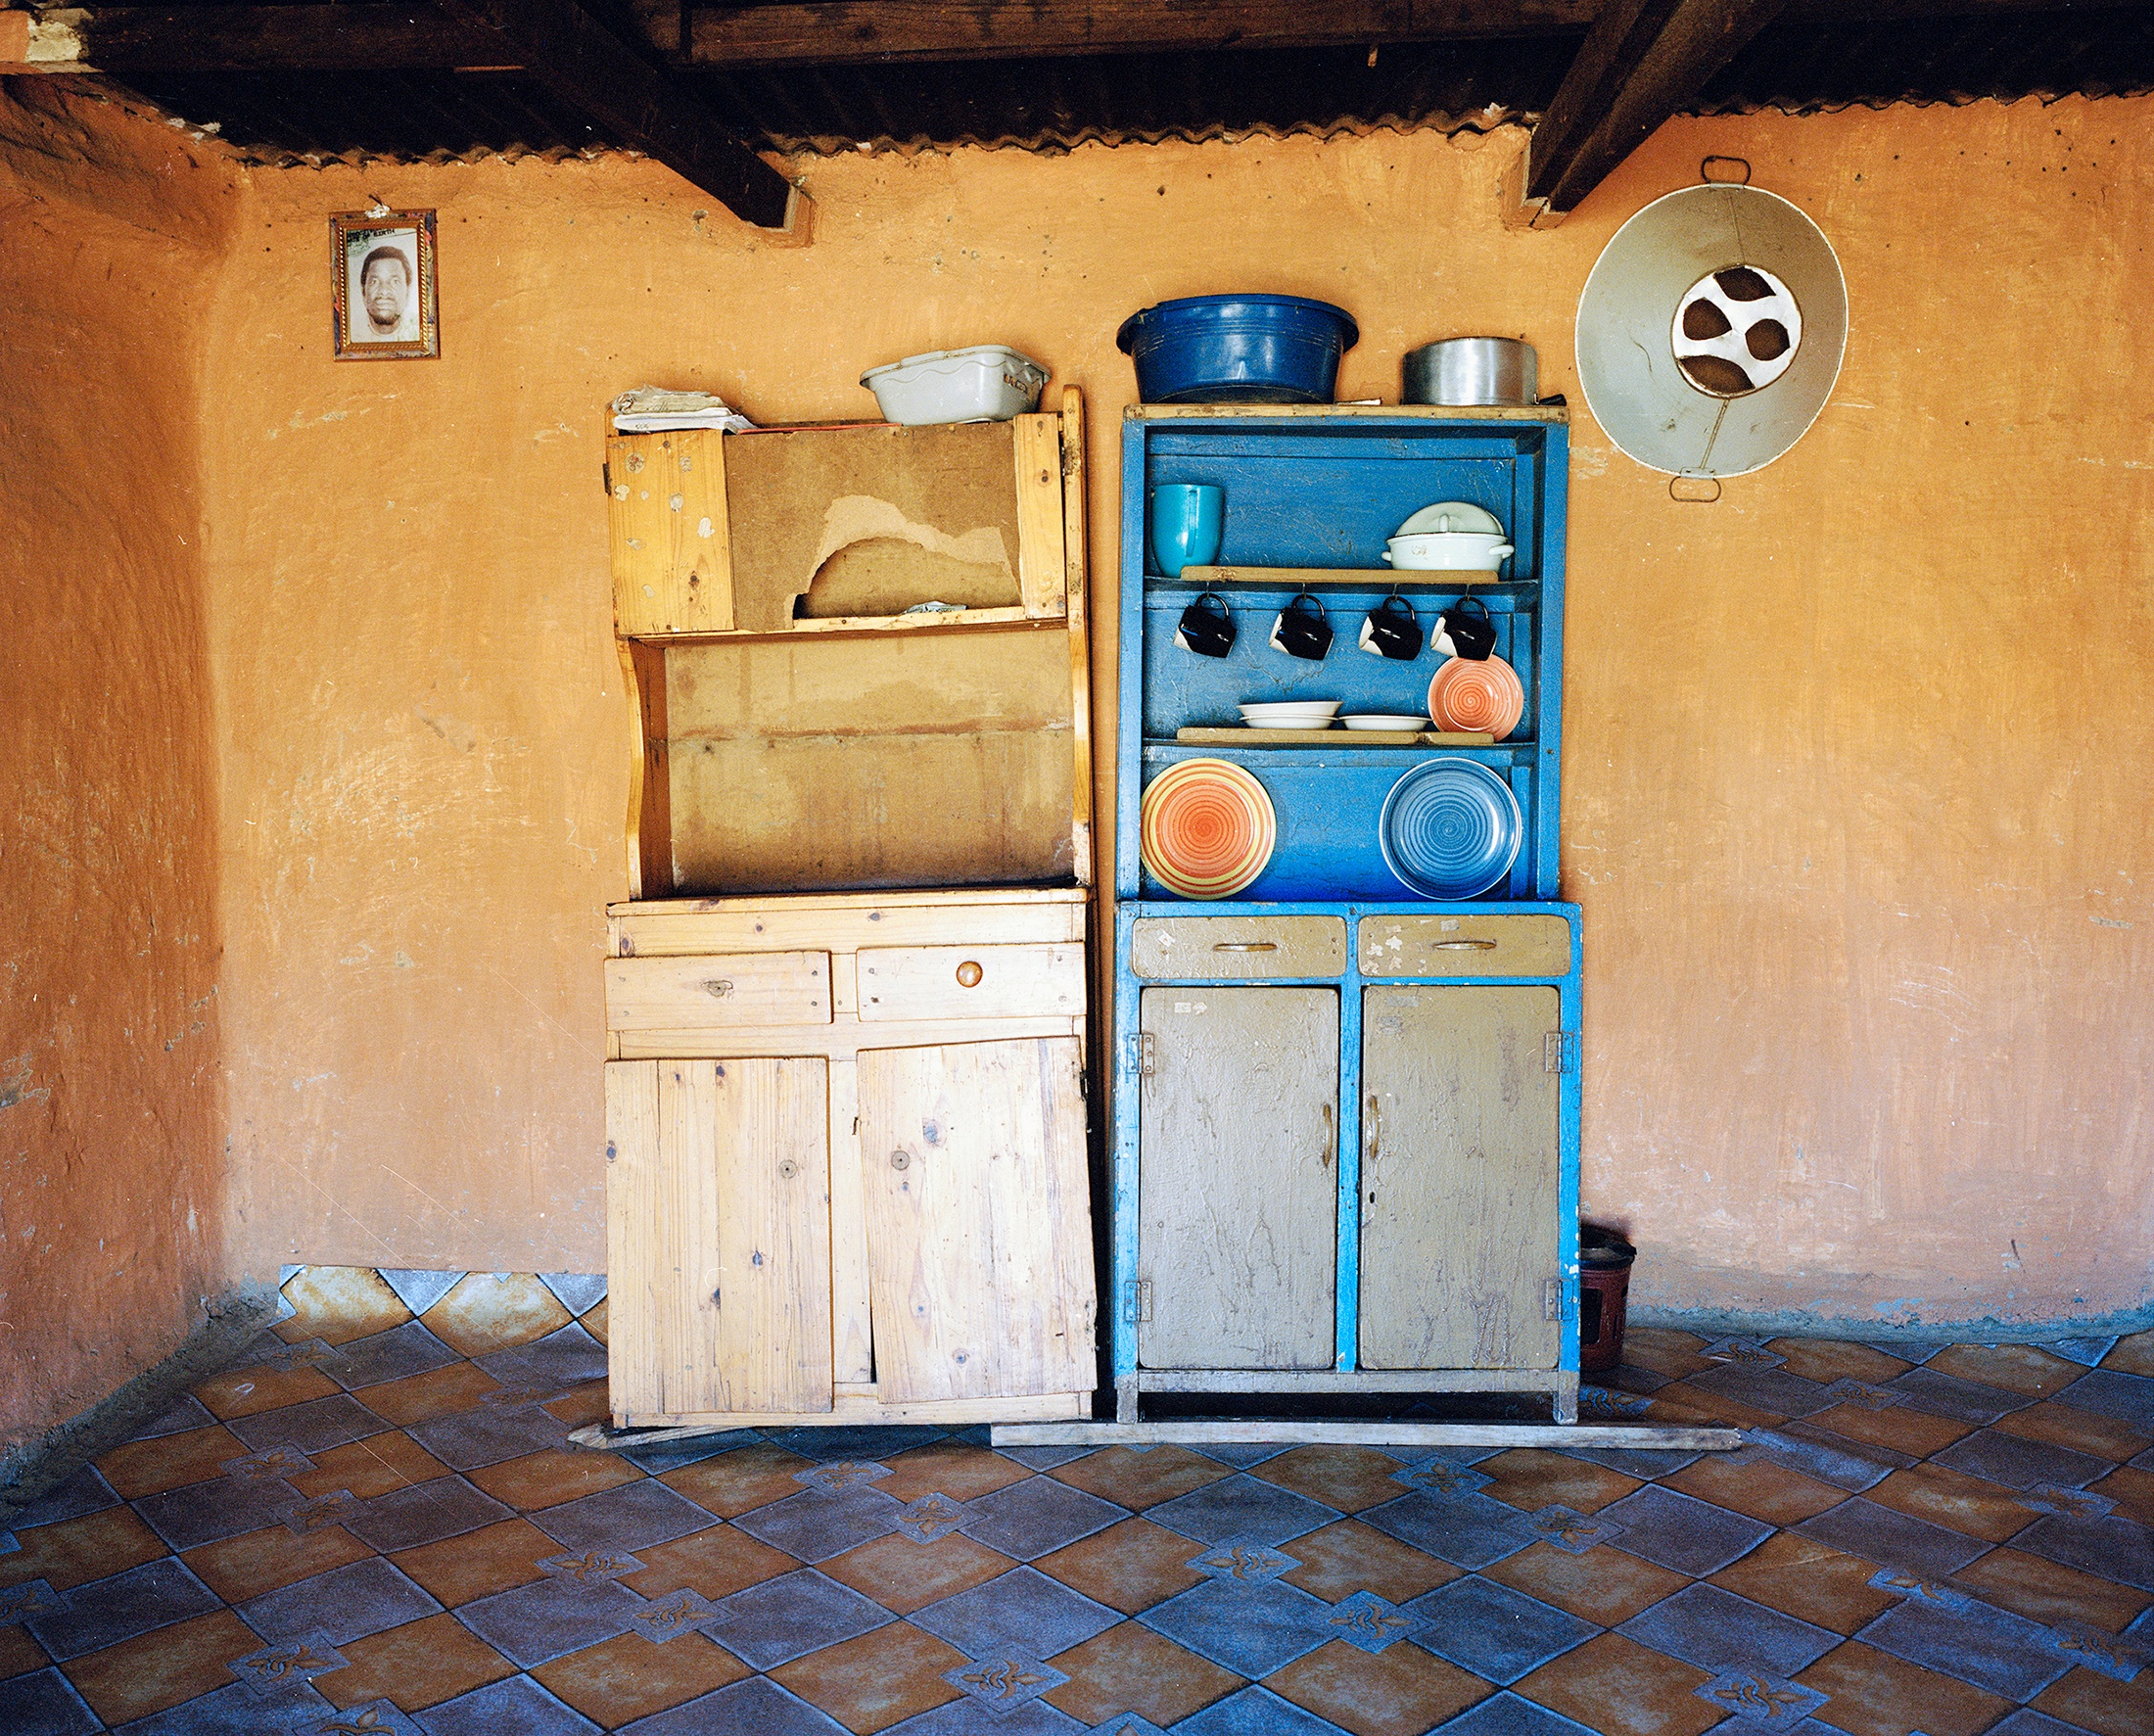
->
[605,952,831,1031]
[1358,914,1573,979]
[858,944,1084,1021]
[1130,916,1347,980]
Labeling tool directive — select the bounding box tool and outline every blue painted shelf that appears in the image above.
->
[1108,406,1582,1427]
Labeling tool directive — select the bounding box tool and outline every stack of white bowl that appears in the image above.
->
[1240,700,1342,729]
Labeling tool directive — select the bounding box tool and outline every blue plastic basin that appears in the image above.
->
[1116,295,1360,404]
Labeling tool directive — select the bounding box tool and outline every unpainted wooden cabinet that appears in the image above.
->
[604,889,1099,1431]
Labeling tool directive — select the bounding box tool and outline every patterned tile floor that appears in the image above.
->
[2,1320,2152,1735]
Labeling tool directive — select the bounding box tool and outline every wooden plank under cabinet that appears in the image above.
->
[605,1057,834,1418]
[1138,988,1338,1371]
[859,1038,1095,1403]
[1360,986,1562,1371]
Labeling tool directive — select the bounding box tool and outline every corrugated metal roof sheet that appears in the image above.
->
[105,11,2154,168]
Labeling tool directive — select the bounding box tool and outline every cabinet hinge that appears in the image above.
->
[601,461,611,498]
[1543,1278,1562,1321]
[1134,1032,1157,1078]
[1121,1279,1152,1324]
[1543,1031,1579,1075]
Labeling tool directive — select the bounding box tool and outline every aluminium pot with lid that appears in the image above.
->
[1403,338,1539,407]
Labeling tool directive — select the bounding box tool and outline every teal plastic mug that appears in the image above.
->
[1148,485,1225,578]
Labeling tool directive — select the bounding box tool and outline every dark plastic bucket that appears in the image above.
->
[1579,1225,1637,1375]
[1116,295,1360,403]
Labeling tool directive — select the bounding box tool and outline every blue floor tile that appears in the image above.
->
[1139,1575,1335,1678]
[1595,1485,1773,1576]
[912,1565,1119,1661]
[1360,1490,1537,1570]
[1854,1595,2075,1701]
[1408,1574,1596,1683]
[960,1477,1129,1560]
[1792,1497,1992,1581]
[233,1554,443,1647]
[1616,1581,1838,1677]
[453,1572,645,1667]
[699,1567,896,1669]
[416,1673,603,1735]
[24,1557,222,1661]
[1169,1684,1349,1734]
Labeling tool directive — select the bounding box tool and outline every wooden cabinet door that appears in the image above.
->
[1138,987,1338,1370]
[1359,986,1561,1371]
[858,1038,1095,1403]
[605,1057,832,1421]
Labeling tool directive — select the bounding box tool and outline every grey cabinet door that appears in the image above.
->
[1138,987,1338,1370]
[1360,985,1562,1371]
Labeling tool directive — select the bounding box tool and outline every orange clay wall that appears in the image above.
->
[0,85,238,1463]
[168,90,2154,1331]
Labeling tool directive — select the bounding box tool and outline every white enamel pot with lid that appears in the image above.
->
[1381,500,1513,572]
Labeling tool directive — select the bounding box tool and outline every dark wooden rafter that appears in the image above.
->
[687,0,1597,68]
[1526,0,1790,213]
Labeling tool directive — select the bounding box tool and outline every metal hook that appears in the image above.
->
[1669,475,1722,504]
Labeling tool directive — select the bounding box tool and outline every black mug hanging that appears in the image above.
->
[1358,594,1424,661]
[1270,592,1332,661]
[1431,595,1496,662]
[1175,591,1236,658]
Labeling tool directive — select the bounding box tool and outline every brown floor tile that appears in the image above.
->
[1798,1639,2011,1736]
[771,1619,965,1733]
[1050,1444,1231,1510]
[1709,1531,1897,1634]
[279,1266,416,1345]
[1926,1343,2083,1398]
[1807,1400,1973,1458]
[1769,1339,1914,1386]
[1643,1386,1783,1431]
[1662,1455,1848,1527]
[467,1446,645,1511]
[0,1506,166,1590]
[821,1531,1017,1616]
[419,1274,573,1358]
[1266,1645,1490,1736]
[1485,1540,1688,1626]
[0,1625,47,1680]
[542,1379,610,1430]
[1035,1516,1206,1614]
[534,1630,751,1724]
[874,1440,1033,1504]
[1479,1448,1642,1516]
[391,1516,555,1606]
[192,1362,343,1420]
[95,1422,246,1498]
[316,1610,516,1711]
[1950,1546,2153,1634]
[578,1298,609,1346]
[290,1431,450,1500]
[183,1523,375,1603]
[63,1608,259,1725]
[1046,1620,1244,1726]
[355,1361,505,1428]
[1863,1462,2037,1542]
[1253,1446,1418,1515]
[1267,1638,1491,1736]
[1515,1631,1720,1736]
[623,1526,800,1602]
[1992,1397,2153,1463]
[2087,1463,2154,1525]
[2103,1330,2154,1377]
[2034,1664,2154,1736]
[658,1443,814,1517]
[1621,1329,1716,1379]
[1279,1519,1464,1606]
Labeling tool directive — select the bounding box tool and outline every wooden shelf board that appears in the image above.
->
[995,1421,1741,1449]
[1175,727,1495,747]
[623,604,1063,645]
[609,884,1089,917]
[1126,402,1569,425]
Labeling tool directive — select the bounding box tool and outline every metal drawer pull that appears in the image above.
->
[1430,938,1498,951]
[1213,941,1278,952]
[955,961,984,987]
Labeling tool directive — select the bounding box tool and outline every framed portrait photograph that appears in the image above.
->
[331,211,439,359]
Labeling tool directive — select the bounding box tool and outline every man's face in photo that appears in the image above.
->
[362,254,410,333]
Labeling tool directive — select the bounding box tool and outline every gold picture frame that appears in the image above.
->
[331,211,439,360]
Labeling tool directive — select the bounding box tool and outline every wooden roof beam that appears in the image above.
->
[1523,0,1788,220]
[685,0,1598,69]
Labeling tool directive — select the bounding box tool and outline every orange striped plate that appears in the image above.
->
[1428,654,1525,739]
[1140,759,1277,899]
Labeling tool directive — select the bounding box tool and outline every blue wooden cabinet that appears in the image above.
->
[1108,406,1582,1425]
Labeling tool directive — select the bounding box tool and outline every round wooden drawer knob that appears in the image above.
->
[955,961,984,988]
